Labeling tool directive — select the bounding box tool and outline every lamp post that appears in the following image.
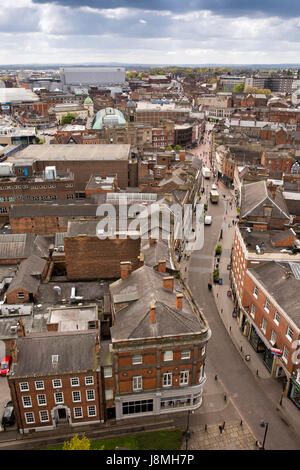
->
[185,409,193,450]
[260,421,269,450]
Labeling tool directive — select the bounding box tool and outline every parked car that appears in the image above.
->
[204,215,212,225]
[211,184,217,190]
[1,401,15,427]
[0,355,12,376]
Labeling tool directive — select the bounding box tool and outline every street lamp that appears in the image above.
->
[185,409,194,450]
[259,421,269,450]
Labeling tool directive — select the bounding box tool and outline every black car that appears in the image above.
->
[1,401,15,427]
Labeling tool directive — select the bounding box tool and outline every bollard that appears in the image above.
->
[224,394,227,401]
[240,420,243,426]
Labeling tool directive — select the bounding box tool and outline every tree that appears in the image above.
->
[61,113,76,126]
[62,433,91,450]
[233,83,245,93]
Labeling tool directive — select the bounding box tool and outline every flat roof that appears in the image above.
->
[7,144,131,164]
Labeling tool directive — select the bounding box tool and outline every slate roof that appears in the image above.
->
[110,265,208,341]
[248,261,300,327]
[240,180,290,220]
[11,331,98,377]
[6,255,47,295]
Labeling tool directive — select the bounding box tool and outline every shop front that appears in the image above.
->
[289,378,300,410]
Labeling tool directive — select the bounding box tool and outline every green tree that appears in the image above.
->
[62,434,91,450]
[61,113,76,126]
[233,83,245,93]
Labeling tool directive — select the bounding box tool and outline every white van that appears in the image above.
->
[204,215,212,225]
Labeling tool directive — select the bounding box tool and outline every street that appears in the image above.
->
[184,122,300,450]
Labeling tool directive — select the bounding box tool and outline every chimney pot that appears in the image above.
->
[150,301,156,324]
[158,260,167,273]
[163,276,174,291]
[120,261,133,279]
[176,293,184,310]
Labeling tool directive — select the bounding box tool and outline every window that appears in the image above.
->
[286,327,294,342]
[133,376,143,391]
[163,372,172,387]
[283,346,289,364]
[181,351,191,360]
[35,381,44,391]
[70,377,80,387]
[250,304,256,318]
[73,407,83,419]
[54,392,64,404]
[87,405,97,417]
[201,345,206,356]
[264,299,270,313]
[253,286,259,298]
[37,394,47,406]
[132,355,142,365]
[180,370,189,386]
[274,311,280,325]
[19,382,29,392]
[122,399,153,415]
[261,318,267,334]
[86,390,95,401]
[105,389,113,401]
[270,330,277,346]
[163,350,173,362]
[199,365,204,382]
[85,376,94,386]
[72,391,81,403]
[39,410,49,422]
[22,396,32,408]
[104,367,112,378]
[52,379,62,388]
[25,412,35,424]
[18,292,25,299]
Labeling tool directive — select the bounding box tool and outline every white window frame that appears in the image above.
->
[54,392,64,404]
[25,412,35,424]
[19,382,29,392]
[86,389,95,401]
[87,405,97,417]
[17,292,25,299]
[253,286,258,298]
[199,365,204,382]
[85,376,94,386]
[70,377,80,387]
[37,394,47,406]
[264,299,270,313]
[163,350,173,362]
[181,351,191,360]
[179,370,189,386]
[286,327,293,342]
[270,330,277,346]
[250,304,256,318]
[201,345,206,356]
[274,311,280,326]
[163,372,172,387]
[39,410,49,423]
[73,407,83,419]
[261,318,267,334]
[22,396,32,408]
[283,346,289,364]
[132,376,143,391]
[35,381,44,391]
[104,367,112,378]
[132,355,142,365]
[52,378,62,389]
[72,390,81,403]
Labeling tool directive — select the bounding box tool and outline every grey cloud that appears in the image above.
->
[31,0,300,18]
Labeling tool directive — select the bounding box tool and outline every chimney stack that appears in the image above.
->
[176,293,184,310]
[95,335,100,356]
[120,261,133,279]
[10,340,18,363]
[158,260,167,274]
[163,276,174,291]
[150,301,156,324]
[179,150,186,162]
[17,318,26,337]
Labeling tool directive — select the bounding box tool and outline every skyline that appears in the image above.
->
[1,1,300,65]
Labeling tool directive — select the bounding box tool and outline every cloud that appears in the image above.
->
[31,0,300,19]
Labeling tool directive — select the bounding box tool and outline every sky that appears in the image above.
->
[1,0,300,65]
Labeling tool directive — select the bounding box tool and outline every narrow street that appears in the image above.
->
[184,123,300,450]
